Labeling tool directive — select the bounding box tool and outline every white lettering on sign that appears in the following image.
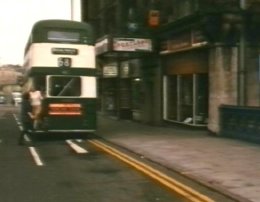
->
[113,38,152,52]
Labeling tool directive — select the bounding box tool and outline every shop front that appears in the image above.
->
[95,34,154,120]
[161,29,209,126]
[100,63,118,116]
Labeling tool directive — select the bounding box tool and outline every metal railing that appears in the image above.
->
[219,105,260,143]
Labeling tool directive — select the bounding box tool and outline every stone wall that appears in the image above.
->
[246,48,260,106]
[208,46,238,134]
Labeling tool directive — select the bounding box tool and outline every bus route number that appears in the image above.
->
[58,57,71,68]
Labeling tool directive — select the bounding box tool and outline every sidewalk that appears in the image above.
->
[96,114,260,202]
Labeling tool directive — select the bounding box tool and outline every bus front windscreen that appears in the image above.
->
[48,76,81,97]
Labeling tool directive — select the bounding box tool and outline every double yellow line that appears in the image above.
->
[89,139,215,202]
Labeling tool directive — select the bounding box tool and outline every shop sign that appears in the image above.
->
[113,38,152,52]
[160,30,208,54]
[95,38,109,55]
[192,30,208,47]
[160,33,190,53]
[168,33,190,50]
[103,64,118,77]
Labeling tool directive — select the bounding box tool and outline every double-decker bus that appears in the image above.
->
[21,19,97,135]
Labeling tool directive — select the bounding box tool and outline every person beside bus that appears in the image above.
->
[29,87,43,129]
[19,92,33,145]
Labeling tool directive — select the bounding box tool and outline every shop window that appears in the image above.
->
[119,79,131,108]
[103,79,117,115]
[180,75,193,123]
[195,74,208,124]
[164,73,208,126]
[166,75,178,120]
[132,78,142,110]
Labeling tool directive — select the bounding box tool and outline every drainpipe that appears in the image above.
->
[238,0,246,105]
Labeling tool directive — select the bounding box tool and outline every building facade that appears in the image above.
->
[81,0,260,135]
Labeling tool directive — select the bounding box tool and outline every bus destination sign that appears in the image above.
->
[52,48,78,55]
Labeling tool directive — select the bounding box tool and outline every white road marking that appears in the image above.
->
[76,139,83,143]
[13,113,22,129]
[66,140,88,154]
[18,125,23,131]
[13,113,32,143]
[24,134,31,142]
[13,114,19,122]
[29,147,44,166]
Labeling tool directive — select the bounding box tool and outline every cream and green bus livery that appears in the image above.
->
[21,19,97,135]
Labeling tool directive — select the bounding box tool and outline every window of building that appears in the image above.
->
[160,0,199,24]
[165,75,178,120]
[180,74,193,122]
[132,78,142,110]
[104,5,117,34]
[164,73,208,125]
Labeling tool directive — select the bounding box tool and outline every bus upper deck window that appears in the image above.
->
[47,31,80,42]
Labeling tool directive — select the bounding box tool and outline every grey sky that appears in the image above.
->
[0,0,72,65]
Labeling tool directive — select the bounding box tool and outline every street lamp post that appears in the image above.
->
[70,0,81,21]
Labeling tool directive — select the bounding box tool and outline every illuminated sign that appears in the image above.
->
[48,103,81,115]
[148,10,160,27]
